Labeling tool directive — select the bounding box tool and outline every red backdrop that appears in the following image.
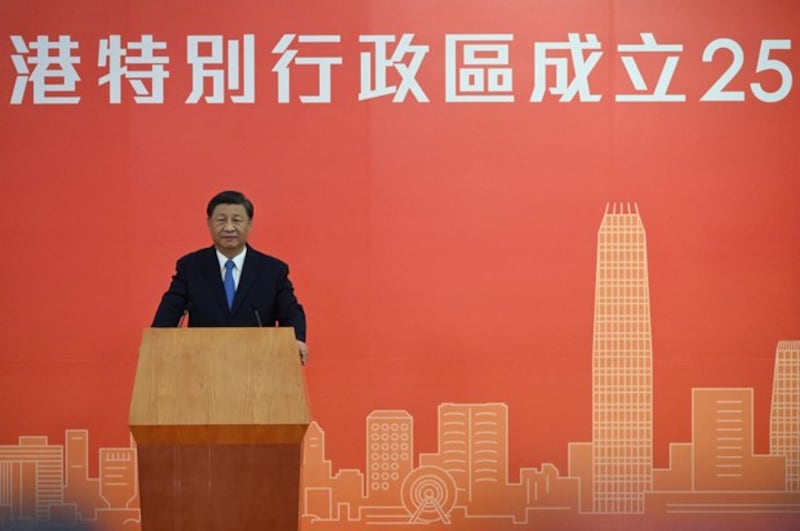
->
[1,1,799,528]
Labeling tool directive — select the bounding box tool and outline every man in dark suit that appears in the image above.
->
[152,190,308,363]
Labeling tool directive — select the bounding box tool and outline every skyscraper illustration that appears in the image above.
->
[0,436,65,523]
[692,388,785,491]
[771,340,800,491]
[420,403,508,509]
[366,410,413,505]
[591,203,653,513]
[64,429,101,520]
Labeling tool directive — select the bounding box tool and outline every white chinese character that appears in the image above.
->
[359,34,428,102]
[445,34,513,103]
[186,35,254,104]
[10,35,80,104]
[98,35,170,104]
[616,33,685,102]
[530,33,602,102]
[272,34,342,103]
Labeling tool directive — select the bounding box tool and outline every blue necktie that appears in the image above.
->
[224,259,235,309]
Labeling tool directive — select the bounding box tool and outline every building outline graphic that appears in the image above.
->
[771,341,800,492]
[590,203,653,513]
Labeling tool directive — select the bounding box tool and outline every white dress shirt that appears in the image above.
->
[215,247,247,289]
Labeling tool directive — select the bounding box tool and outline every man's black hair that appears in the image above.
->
[206,190,254,219]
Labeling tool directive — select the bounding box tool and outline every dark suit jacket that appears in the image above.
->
[151,245,306,341]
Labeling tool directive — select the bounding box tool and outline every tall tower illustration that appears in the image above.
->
[591,203,653,513]
[770,340,800,491]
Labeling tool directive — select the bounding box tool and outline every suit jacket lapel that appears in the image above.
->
[230,247,262,316]
[202,246,230,314]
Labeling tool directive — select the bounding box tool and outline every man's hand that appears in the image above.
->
[297,340,308,365]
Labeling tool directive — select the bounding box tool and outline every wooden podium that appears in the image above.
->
[129,327,310,531]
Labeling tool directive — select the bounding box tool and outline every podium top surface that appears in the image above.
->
[129,327,309,443]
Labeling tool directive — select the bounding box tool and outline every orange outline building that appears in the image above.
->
[771,341,800,491]
[591,203,653,513]
[366,410,414,505]
[420,403,507,508]
[0,436,67,525]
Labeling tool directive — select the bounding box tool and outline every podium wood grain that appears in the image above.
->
[129,327,310,531]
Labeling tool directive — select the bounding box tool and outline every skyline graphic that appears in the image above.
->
[1,205,798,529]
[0,430,140,529]
[298,205,800,527]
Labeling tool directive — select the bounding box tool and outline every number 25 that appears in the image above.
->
[701,38,792,102]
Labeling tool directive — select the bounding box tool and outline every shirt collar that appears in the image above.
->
[215,246,247,272]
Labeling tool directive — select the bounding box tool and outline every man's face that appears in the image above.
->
[208,204,252,257]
